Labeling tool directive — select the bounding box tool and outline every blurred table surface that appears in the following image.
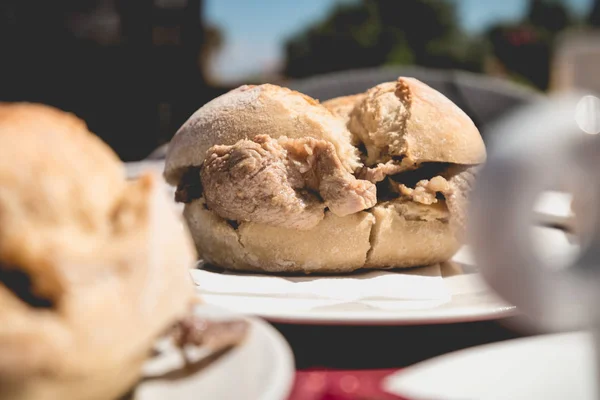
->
[271,317,531,400]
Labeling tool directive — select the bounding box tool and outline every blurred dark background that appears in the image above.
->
[0,0,598,161]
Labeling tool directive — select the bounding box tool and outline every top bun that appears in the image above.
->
[165,84,361,185]
[349,77,486,166]
[322,93,366,127]
[0,103,196,400]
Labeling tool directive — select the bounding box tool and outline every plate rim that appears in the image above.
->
[250,314,296,400]
[382,331,590,399]
[136,304,295,400]
[198,292,518,326]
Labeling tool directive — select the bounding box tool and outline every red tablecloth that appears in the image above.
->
[287,369,409,400]
[275,319,524,400]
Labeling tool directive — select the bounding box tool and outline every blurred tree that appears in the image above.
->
[589,0,600,26]
[486,24,550,90]
[528,0,571,32]
[485,0,573,90]
[284,0,485,79]
[284,1,383,78]
[200,24,224,82]
[0,0,223,160]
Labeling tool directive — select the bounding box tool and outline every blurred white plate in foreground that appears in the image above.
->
[384,331,595,400]
[132,304,294,400]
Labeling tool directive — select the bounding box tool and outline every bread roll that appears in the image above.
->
[323,93,366,127]
[165,84,361,185]
[349,77,486,166]
[166,78,486,273]
[0,103,196,400]
[184,199,374,273]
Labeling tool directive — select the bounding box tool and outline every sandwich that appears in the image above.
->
[164,78,486,274]
[0,103,197,400]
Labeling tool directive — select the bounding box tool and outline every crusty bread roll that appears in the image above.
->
[349,78,486,166]
[165,84,361,185]
[0,103,196,400]
[183,199,375,273]
[166,78,486,274]
[322,93,366,128]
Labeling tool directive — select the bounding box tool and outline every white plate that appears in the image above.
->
[132,304,295,400]
[193,253,517,326]
[384,331,596,400]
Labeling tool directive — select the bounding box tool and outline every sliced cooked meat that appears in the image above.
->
[443,165,478,231]
[397,175,451,205]
[391,162,451,187]
[357,159,416,183]
[171,314,249,350]
[283,136,377,216]
[387,165,476,209]
[384,165,477,233]
[200,136,324,230]
[200,135,376,230]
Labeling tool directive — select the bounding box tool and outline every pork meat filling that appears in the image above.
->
[396,175,450,205]
[199,135,377,230]
[174,134,476,231]
[357,159,415,183]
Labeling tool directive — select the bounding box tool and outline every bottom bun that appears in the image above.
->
[184,197,462,274]
[366,200,460,268]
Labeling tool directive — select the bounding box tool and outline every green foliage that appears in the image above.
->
[283,0,595,91]
[285,2,385,78]
[284,0,483,78]
[528,0,572,32]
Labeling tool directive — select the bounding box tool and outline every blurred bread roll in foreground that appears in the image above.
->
[0,103,196,400]
[166,79,486,274]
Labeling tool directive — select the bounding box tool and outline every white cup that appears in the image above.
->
[469,92,600,332]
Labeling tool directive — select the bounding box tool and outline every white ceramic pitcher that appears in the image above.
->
[469,92,600,391]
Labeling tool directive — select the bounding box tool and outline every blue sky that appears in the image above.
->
[205,0,594,83]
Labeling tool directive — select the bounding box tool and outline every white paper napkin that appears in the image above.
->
[191,264,451,303]
[159,168,573,310]
[124,160,166,180]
